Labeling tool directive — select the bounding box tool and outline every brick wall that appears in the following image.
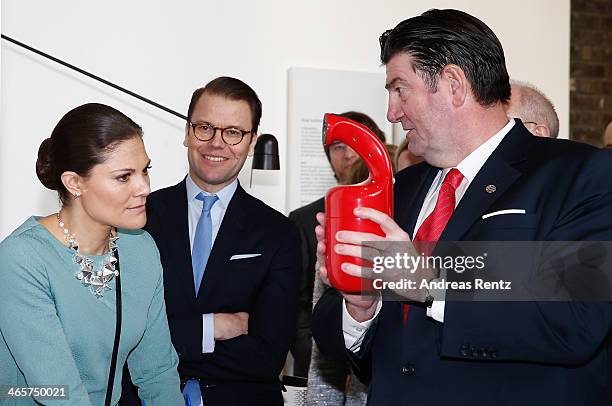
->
[570,0,612,145]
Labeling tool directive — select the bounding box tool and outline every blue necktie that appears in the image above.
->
[192,193,218,294]
[182,379,203,406]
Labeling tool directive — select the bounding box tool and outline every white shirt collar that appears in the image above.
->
[444,118,516,182]
[185,175,238,209]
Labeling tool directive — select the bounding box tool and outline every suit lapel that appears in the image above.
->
[161,179,199,301]
[196,184,250,301]
[440,124,530,242]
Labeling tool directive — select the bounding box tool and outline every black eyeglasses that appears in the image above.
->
[188,121,252,146]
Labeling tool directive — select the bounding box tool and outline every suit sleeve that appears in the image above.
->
[288,210,315,377]
[0,239,94,406]
[194,223,302,381]
[440,150,612,365]
[144,196,206,360]
[311,287,373,384]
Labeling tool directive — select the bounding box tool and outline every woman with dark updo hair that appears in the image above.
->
[0,103,183,405]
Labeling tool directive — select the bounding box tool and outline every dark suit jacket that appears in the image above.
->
[145,179,301,406]
[312,122,612,406]
[288,196,324,377]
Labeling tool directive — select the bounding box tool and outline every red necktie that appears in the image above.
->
[413,168,465,254]
[403,168,464,323]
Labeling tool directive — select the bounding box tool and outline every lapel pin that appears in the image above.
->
[485,184,496,194]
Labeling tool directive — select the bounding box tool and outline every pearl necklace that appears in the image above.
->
[56,213,119,298]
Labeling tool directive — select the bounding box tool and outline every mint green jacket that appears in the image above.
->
[0,217,184,405]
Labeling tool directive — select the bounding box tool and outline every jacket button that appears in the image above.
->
[401,365,415,375]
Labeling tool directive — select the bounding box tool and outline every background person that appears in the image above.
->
[306,142,397,406]
[394,135,423,171]
[289,111,387,379]
[602,118,612,149]
[504,80,560,138]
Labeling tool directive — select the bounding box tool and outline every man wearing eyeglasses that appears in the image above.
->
[136,76,301,406]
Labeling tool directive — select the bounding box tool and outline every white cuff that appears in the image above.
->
[425,270,447,322]
[342,298,382,352]
[202,313,215,353]
[426,300,445,322]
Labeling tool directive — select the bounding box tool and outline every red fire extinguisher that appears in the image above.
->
[323,113,394,293]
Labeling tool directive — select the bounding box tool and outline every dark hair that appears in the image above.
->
[36,103,143,204]
[324,111,386,161]
[379,9,511,106]
[187,76,263,134]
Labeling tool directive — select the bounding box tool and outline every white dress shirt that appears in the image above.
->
[343,119,516,351]
[185,174,238,353]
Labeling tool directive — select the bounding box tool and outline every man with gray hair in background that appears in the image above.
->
[505,80,559,138]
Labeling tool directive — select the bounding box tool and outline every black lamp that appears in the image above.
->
[250,133,280,187]
[252,133,280,170]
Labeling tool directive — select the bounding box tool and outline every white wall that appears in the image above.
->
[0,0,570,238]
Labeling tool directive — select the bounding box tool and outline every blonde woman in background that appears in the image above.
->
[394,134,423,171]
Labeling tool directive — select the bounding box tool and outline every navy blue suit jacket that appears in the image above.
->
[288,196,325,377]
[312,122,612,405]
[145,180,301,405]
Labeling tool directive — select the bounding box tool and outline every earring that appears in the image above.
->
[74,192,81,198]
